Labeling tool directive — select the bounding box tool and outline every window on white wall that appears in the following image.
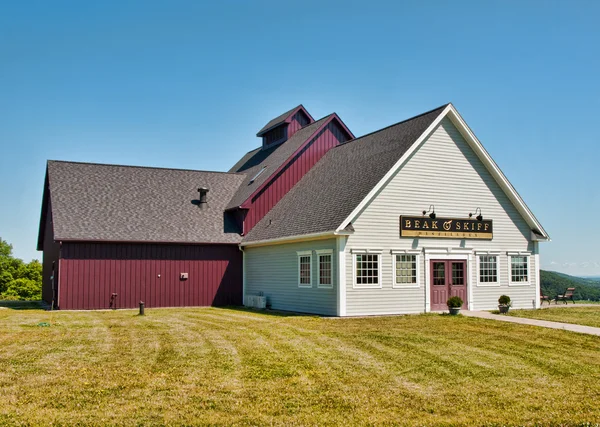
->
[393,254,418,287]
[354,253,381,287]
[317,250,333,288]
[297,251,312,287]
[510,255,529,285]
[478,255,498,284]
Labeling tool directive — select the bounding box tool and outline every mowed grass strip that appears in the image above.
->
[0,307,599,426]
[508,306,600,328]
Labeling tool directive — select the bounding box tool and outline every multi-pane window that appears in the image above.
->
[318,254,332,287]
[298,253,312,287]
[479,255,498,283]
[511,256,529,283]
[395,255,417,286]
[452,262,465,285]
[355,254,380,286]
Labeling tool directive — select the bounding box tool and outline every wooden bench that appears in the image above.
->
[540,292,552,305]
[555,287,575,304]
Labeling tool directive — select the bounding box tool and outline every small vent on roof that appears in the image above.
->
[249,167,267,184]
[198,187,209,210]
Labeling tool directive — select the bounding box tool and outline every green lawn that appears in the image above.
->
[1,305,600,426]
[508,306,600,328]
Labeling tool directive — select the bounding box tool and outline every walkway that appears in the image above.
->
[463,310,600,337]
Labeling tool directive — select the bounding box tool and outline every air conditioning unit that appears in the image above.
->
[245,295,256,307]
[244,294,266,309]
[255,296,266,309]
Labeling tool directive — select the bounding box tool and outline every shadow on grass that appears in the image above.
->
[218,305,322,318]
[0,300,45,310]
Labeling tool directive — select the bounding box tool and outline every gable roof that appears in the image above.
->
[242,103,549,244]
[242,105,448,243]
[256,105,313,136]
[226,114,335,210]
[38,161,246,246]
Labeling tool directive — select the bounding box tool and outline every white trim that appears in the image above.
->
[476,254,500,287]
[424,253,471,312]
[390,249,422,255]
[507,251,532,256]
[335,104,549,240]
[336,236,347,316]
[474,250,501,255]
[534,246,541,309]
[240,230,353,247]
[424,247,474,255]
[350,248,382,254]
[508,253,531,287]
[352,252,382,289]
[316,249,334,255]
[317,250,334,289]
[297,252,312,288]
[392,253,420,289]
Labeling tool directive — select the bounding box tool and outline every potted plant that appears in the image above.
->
[447,296,463,315]
[498,295,511,314]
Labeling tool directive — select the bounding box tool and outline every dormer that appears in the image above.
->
[257,105,314,150]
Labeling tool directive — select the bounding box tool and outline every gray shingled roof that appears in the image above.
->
[46,161,246,244]
[256,105,302,136]
[242,105,448,243]
[226,115,333,210]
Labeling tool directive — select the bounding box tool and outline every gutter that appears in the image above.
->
[240,230,353,248]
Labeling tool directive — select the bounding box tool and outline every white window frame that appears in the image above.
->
[316,249,334,289]
[508,252,531,286]
[476,252,500,287]
[351,249,382,289]
[297,250,312,288]
[391,250,420,289]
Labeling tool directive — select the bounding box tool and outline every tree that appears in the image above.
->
[0,237,42,301]
[0,238,12,258]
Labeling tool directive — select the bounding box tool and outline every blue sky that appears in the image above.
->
[0,1,598,276]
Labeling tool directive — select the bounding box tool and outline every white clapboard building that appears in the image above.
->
[241,104,549,316]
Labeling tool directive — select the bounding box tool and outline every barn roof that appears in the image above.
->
[242,105,449,243]
[226,114,335,210]
[255,105,311,136]
[38,161,246,246]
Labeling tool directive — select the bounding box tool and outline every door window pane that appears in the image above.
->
[452,263,464,285]
[433,262,445,286]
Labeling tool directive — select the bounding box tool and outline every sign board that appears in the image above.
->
[400,216,493,239]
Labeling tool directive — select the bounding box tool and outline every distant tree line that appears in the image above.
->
[541,270,600,301]
[0,238,42,300]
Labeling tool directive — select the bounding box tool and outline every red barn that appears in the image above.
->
[37,105,353,309]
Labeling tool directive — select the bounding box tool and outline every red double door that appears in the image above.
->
[430,260,468,311]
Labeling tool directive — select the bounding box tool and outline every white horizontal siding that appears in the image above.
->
[472,253,538,310]
[345,117,537,316]
[245,239,337,316]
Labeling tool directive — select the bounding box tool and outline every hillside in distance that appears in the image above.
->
[541,270,600,301]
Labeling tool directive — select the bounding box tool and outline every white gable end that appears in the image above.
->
[343,116,540,315]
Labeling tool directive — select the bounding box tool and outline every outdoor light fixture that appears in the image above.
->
[422,205,436,219]
[469,208,483,221]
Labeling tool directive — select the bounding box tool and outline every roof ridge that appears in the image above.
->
[334,103,449,149]
[47,160,245,176]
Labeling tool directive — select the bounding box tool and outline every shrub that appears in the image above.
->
[2,278,41,301]
[498,295,511,306]
[447,296,463,308]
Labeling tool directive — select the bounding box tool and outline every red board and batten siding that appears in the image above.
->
[287,110,311,138]
[244,120,351,232]
[57,243,242,310]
